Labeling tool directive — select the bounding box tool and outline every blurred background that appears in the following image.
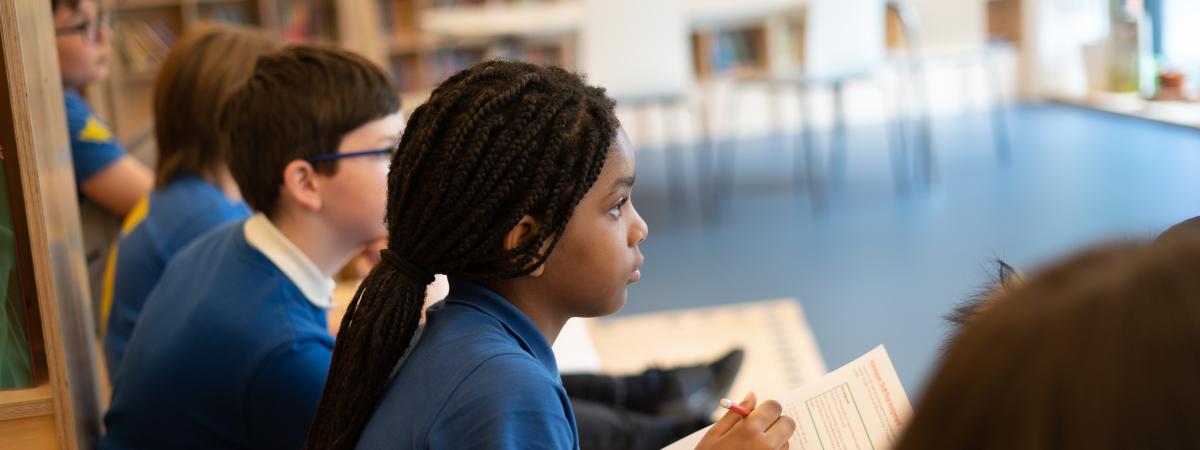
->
[86,0,1200,393]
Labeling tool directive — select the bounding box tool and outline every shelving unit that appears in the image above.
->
[692,24,771,79]
[379,0,575,95]
[99,0,348,146]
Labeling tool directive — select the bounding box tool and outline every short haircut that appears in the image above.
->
[153,24,276,187]
[221,45,400,216]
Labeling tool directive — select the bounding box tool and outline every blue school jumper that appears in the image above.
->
[102,176,250,378]
[99,218,334,450]
[356,279,579,449]
[64,90,124,188]
[65,90,129,318]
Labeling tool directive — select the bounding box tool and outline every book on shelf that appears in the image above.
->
[511,45,561,66]
[0,173,35,390]
[429,0,552,9]
[429,0,486,8]
[433,47,485,83]
[200,3,256,26]
[0,269,35,390]
[277,0,335,43]
[391,56,423,92]
[708,29,759,73]
[377,0,396,34]
[114,18,177,76]
[378,0,420,35]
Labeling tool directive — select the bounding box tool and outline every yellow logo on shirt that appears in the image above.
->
[78,116,113,143]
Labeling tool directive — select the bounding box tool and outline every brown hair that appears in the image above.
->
[897,238,1200,450]
[153,23,276,187]
[942,259,1021,346]
[1157,216,1200,244]
[221,45,399,216]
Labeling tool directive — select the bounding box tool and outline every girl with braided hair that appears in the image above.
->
[305,60,795,450]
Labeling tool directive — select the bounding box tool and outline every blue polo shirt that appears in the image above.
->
[102,176,250,379]
[64,90,124,188]
[65,90,128,319]
[357,279,579,449]
[100,218,334,450]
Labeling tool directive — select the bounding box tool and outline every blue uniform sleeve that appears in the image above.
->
[64,92,126,184]
[244,338,333,450]
[428,354,578,450]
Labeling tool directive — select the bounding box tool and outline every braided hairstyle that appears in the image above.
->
[304,60,619,449]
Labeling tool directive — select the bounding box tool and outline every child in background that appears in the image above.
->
[897,238,1200,450]
[51,0,154,312]
[100,46,400,449]
[100,24,276,379]
[305,60,794,450]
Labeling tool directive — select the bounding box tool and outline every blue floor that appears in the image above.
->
[621,103,1200,397]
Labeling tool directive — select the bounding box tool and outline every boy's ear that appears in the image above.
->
[504,214,546,278]
[281,159,322,212]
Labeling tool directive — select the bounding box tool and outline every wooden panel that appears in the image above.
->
[1,0,107,448]
[0,384,54,421]
[0,414,59,450]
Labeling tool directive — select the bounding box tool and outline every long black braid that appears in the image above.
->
[304,60,619,450]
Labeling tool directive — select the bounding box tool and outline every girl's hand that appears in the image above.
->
[693,392,796,450]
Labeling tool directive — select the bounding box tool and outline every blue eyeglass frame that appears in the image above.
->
[55,12,111,43]
[304,147,395,163]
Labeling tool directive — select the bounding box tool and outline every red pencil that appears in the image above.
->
[719,398,752,417]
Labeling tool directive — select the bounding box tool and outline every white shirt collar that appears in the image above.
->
[243,213,336,310]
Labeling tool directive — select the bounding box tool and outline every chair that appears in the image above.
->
[579,0,705,204]
[904,0,1011,164]
[709,0,936,214]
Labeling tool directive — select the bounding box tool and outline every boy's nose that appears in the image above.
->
[97,24,112,44]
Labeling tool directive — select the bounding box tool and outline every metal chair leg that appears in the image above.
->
[890,0,936,190]
[880,74,910,194]
[797,83,824,208]
[661,101,688,206]
[830,81,848,188]
[984,49,1012,165]
[714,81,742,208]
[695,89,719,219]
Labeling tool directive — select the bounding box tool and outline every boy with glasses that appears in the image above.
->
[52,0,154,317]
[99,46,401,449]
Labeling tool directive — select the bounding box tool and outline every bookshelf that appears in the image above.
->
[693,24,771,79]
[379,0,576,97]
[100,0,351,147]
[374,0,804,97]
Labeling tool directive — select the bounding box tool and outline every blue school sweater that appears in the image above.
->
[102,175,250,379]
[64,90,124,187]
[100,218,334,450]
[356,279,579,449]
